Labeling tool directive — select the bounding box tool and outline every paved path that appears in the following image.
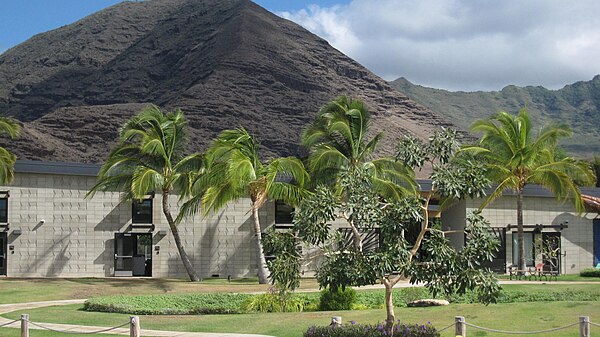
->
[0,299,273,337]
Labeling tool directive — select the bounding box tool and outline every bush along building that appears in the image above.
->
[1,160,600,278]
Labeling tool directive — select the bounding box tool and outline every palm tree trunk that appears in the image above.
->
[517,188,526,271]
[162,190,201,282]
[251,205,270,284]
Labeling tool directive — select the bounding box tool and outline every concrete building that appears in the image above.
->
[1,160,599,278]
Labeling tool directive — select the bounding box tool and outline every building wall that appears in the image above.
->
[1,171,272,278]
[464,195,596,274]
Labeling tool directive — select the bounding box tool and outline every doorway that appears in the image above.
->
[541,232,561,273]
[482,227,507,273]
[0,232,6,276]
[114,233,152,277]
[594,220,600,267]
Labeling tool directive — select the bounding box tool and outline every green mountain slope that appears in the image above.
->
[391,75,600,158]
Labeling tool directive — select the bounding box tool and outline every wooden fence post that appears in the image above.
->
[130,315,140,337]
[579,316,590,337]
[20,314,29,337]
[455,316,466,337]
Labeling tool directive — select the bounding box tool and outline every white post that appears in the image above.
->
[130,316,140,337]
[455,316,466,337]
[20,314,29,337]
[580,316,590,337]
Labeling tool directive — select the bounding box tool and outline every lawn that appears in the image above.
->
[1,278,599,337]
[0,277,319,304]
[2,301,597,337]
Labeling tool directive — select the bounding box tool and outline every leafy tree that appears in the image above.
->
[300,96,415,255]
[180,127,309,284]
[87,106,203,281]
[0,116,20,184]
[465,108,594,271]
[287,128,500,328]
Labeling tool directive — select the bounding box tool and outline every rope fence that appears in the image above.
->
[3,313,600,336]
[454,315,593,337]
[0,319,18,328]
[27,319,130,335]
[8,314,141,337]
[464,321,579,335]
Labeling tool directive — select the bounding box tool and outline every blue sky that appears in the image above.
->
[1,0,600,91]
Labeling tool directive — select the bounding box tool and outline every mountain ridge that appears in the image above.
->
[0,0,456,163]
[391,75,600,157]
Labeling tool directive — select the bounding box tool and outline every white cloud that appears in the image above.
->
[279,0,600,91]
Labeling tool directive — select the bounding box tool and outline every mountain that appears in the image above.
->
[0,0,455,163]
[391,76,600,158]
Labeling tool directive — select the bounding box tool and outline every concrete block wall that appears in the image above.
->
[464,195,596,274]
[1,171,271,279]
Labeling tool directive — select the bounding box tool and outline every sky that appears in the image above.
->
[1,0,599,91]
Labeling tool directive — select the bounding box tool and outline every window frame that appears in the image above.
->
[132,199,153,224]
[0,197,7,223]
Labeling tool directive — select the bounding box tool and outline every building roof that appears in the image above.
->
[15,160,100,177]
[14,160,600,199]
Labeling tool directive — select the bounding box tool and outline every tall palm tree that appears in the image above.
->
[465,108,594,271]
[302,96,415,201]
[180,127,309,284]
[86,106,203,281]
[0,116,21,184]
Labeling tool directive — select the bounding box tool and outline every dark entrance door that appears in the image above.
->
[594,220,600,267]
[541,232,561,274]
[114,233,152,277]
[0,232,7,276]
[482,227,507,273]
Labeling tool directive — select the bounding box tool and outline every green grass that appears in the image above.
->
[0,277,320,304]
[496,274,600,282]
[2,301,597,337]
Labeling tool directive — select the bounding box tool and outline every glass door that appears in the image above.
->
[0,232,7,276]
[114,233,134,276]
[114,233,152,277]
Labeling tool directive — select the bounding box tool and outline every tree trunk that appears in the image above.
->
[251,205,270,284]
[162,190,201,282]
[383,278,395,333]
[517,188,526,272]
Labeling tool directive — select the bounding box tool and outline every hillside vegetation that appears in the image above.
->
[391,75,600,157]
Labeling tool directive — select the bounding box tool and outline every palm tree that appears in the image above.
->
[0,116,21,184]
[86,106,203,281]
[302,96,415,202]
[465,108,594,271]
[180,127,309,284]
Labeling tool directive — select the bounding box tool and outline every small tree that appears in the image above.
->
[287,129,501,327]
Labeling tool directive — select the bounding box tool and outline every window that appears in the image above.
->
[275,200,294,224]
[512,232,534,267]
[132,199,153,224]
[0,198,7,223]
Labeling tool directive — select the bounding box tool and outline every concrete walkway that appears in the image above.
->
[0,299,273,337]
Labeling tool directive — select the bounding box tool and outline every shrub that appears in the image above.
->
[580,268,600,277]
[84,293,250,315]
[242,292,306,312]
[319,287,357,311]
[305,322,439,337]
